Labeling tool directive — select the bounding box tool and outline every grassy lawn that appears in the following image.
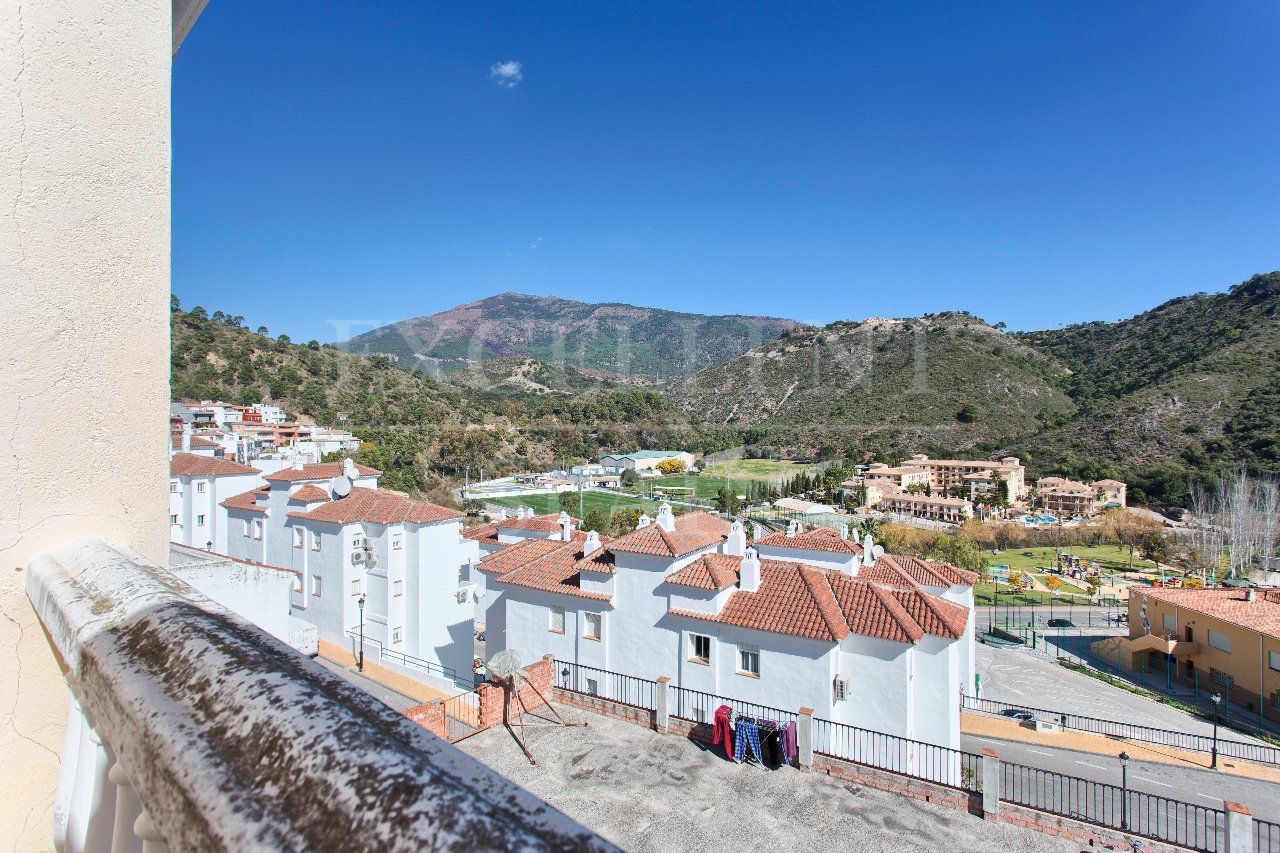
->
[485,491,660,517]
[642,459,816,501]
[987,545,1154,574]
[974,581,1098,607]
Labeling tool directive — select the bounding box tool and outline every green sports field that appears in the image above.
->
[484,491,661,517]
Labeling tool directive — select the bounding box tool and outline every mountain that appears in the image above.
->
[339,292,803,379]
[670,312,1077,457]
[443,357,650,398]
[1010,272,1280,488]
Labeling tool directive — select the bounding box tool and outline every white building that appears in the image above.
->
[252,403,288,424]
[221,458,478,688]
[169,451,262,553]
[598,450,696,472]
[480,505,976,748]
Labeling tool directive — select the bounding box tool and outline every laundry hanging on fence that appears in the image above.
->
[779,721,796,765]
[733,718,762,763]
[712,705,734,760]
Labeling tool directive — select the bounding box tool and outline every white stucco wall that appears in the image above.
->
[169,560,297,644]
[1,2,172,847]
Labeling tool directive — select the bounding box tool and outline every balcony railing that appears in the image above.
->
[27,539,614,852]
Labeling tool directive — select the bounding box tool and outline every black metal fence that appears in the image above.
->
[963,695,1280,767]
[813,717,983,792]
[346,631,459,681]
[553,660,657,710]
[1257,818,1280,853]
[669,685,798,727]
[1001,762,1223,852]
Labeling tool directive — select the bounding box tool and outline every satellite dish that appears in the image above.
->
[871,544,885,560]
[488,649,524,687]
[332,474,352,498]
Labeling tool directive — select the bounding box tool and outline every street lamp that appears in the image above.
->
[357,593,367,672]
[1210,692,1222,770]
[1118,752,1130,830]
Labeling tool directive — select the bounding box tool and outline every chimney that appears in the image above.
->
[752,522,763,542]
[292,452,304,471]
[838,522,849,541]
[497,508,508,522]
[786,519,799,538]
[862,533,875,567]
[636,513,652,529]
[342,457,357,479]
[583,529,601,556]
[558,511,573,542]
[656,502,676,532]
[181,424,192,452]
[740,547,761,593]
[724,519,746,556]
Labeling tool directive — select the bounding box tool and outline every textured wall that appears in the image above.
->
[0,0,171,847]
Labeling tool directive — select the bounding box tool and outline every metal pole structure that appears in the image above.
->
[1119,752,1129,830]
[357,593,366,672]
[1211,693,1221,770]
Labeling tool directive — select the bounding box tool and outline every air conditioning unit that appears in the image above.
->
[833,676,850,702]
[350,550,366,566]
[455,589,469,604]
[362,543,378,568]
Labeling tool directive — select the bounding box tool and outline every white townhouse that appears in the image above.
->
[169,451,262,553]
[462,507,581,626]
[221,458,478,688]
[480,504,976,749]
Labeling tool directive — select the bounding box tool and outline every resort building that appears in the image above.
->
[1096,587,1280,724]
[599,449,696,473]
[479,504,976,747]
[862,478,975,524]
[221,458,478,688]
[1036,476,1127,518]
[862,454,1027,502]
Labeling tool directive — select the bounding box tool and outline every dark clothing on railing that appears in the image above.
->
[713,705,734,759]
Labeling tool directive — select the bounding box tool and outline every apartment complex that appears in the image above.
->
[1105,587,1280,723]
[479,504,976,748]
[1036,476,1127,519]
[866,454,1028,501]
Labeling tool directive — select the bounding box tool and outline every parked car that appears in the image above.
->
[1001,709,1035,722]
[1048,618,1075,628]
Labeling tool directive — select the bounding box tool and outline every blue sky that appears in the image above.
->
[174,2,1280,343]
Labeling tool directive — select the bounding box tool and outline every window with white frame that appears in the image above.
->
[1208,629,1232,654]
[293,527,304,548]
[1162,613,1176,633]
[583,611,602,640]
[253,519,263,540]
[196,514,205,527]
[352,534,364,550]
[737,644,760,677]
[351,579,361,597]
[1270,651,1280,673]
[690,633,711,664]
[392,627,402,644]
[392,533,403,550]
[292,575,302,593]
[549,605,565,633]
[169,481,178,493]
[243,519,251,538]
[196,482,206,493]
[311,575,322,597]
[169,514,178,525]
[311,531,322,552]
[393,579,403,597]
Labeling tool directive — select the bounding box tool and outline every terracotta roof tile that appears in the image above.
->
[497,513,578,534]
[858,554,977,588]
[609,512,730,558]
[221,486,269,515]
[171,435,219,449]
[756,527,862,555]
[170,452,259,478]
[478,536,614,600]
[665,553,742,590]
[1137,587,1280,640]
[462,522,500,543]
[264,461,380,482]
[288,485,330,503]
[287,487,462,525]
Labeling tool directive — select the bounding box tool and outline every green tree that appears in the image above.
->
[557,490,579,514]
[620,468,641,487]
[715,486,740,515]
[583,508,610,534]
[610,507,643,536]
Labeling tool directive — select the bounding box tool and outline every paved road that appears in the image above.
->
[314,656,419,712]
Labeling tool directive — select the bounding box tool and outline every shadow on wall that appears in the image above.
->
[439,619,479,688]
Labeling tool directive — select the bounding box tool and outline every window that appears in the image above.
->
[690,633,711,664]
[392,627,402,644]
[1207,629,1232,654]
[393,579,403,597]
[352,535,364,550]
[293,527,304,549]
[1210,668,1233,691]
[310,575,322,597]
[1184,626,1194,643]
[243,519,251,538]
[549,605,565,634]
[311,531,322,552]
[169,514,178,525]
[392,533,403,550]
[351,579,361,597]
[169,481,178,493]
[585,678,598,696]
[738,645,760,677]
[1271,689,1280,713]
[196,514,205,527]
[584,612,602,640]
[292,575,302,593]
[253,519,263,540]
[1162,613,1176,633]
[1270,651,1280,673]
[196,482,206,493]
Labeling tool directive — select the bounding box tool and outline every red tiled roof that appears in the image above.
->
[672,557,968,645]
[462,522,500,543]
[666,553,742,590]
[574,545,617,575]
[478,536,614,600]
[221,486,268,515]
[858,554,977,588]
[756,527,862,555]
[169,542,299,575]
[609,512,730,558]
[170,452,258,477]
[1137,587,1280,640]
[264,461,380,482]
[171,435,219,449]
[288,485,330,503]
[287,487,462,525]
[497,513,578,534]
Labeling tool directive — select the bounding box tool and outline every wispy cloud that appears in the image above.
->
[490,60,523,89]
[528,236,543,250]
